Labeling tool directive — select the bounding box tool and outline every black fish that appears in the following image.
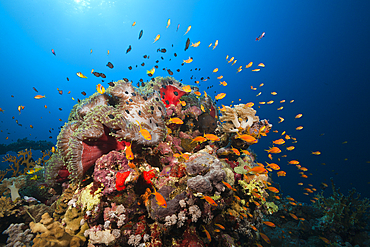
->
[81,91,87,96]
[33,87,38,92]
[59,108,62,111]
[143,55,147,58]
[167,69,173,75]
[108,81,114,86]
[100,73,106,78]
[185,38,190,51]
[154,65,159,69]
[93,72,101,77]
[157,48,166,53]
[66,77,69,81]
[139,30,143,39]
[141,63,145,66]
[128,66,132,70]
[106,62,114,69]
[126,45,132,54]
[174,53,177,57]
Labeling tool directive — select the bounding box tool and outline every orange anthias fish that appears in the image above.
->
[169,117,184,124]
[220,81,227,86]
[136,121,151,140]
[215,93,226,100]
[259,232,271,244]
[34,95,45,99]
[263,221,276,227]
[249,166,267,174]
[295,113,303,119]
[289,213,299,220]
[277,171,286,177]
[202,226,211,242]
[272,139,285,145]
[222,181,236,191]
[201,195,218,206]
[204,134,220,141]
[125,143,134,160]
[132,21,136,26]
[311,151,321,155]
[191,136,207,143]
[265,147,281,154]
[266,187,279,193]
[289,160,300,165]
[231,147,240,156]
[252,69,260,72]
[236,133,258,143]
[286,146,295,151]
[151,186,167,208]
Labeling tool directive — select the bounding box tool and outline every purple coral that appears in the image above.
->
[94,150,133,195]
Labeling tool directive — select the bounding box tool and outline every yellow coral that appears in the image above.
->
[77,182,102,211]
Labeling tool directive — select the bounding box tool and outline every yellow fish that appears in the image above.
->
[213,68,218,73]
[258,63,265,67]
[30,175,38,180]
[286,146,295,151]
[296,126,303,130]
[220,81,227,86]
[245,62,253,68]
[201,105,206,112]
[208,43,212,48]
[183,57,193,63]
[231,60,237,66]
[237,66,242,73]
[191,41,201,47]
[215,93,226,100]
[259,83,264,87]
[226,55,229,60]
[76,72,87,78]
[228,57,234,63]
[132,21,136,26]
[277,106,284,110]
[153,34,160,43]
[217,75,223,79]
[267,100,274,104]
[311,151,321,155]
[213,40,218,49]
[295,114,303,119]
[182,85,192,93]
[184,25,191,35]
[147,67,155,75]
[166,18,170,28]
[290,99,295,103]
[252,68,260,72]
[280,100,286,103]
[271,92,278,95]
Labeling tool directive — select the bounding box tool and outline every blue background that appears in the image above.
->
[0,0,369,203]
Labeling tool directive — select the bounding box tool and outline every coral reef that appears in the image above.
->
[0,138,54,155]
[2,77,367,247]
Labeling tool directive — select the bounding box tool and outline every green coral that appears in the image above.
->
[265,202,278,214]
[233,157,252,175]
[314,178,370,239]
[238,178,264,196]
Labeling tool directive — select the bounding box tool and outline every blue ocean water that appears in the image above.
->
[0,0,369,205]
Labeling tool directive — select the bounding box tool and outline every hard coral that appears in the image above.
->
[29,212,84,247]
[186,152,226,194]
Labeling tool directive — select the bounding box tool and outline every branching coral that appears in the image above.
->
[2,149,51,178]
